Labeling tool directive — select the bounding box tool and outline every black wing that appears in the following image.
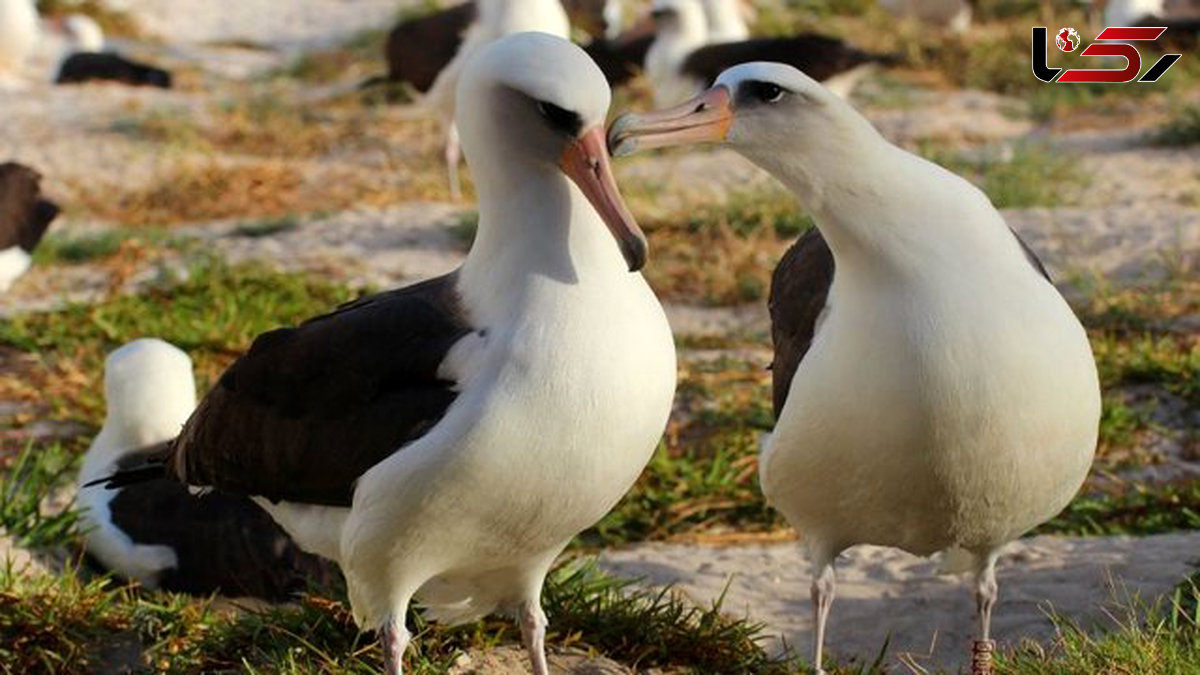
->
[682,34,896,87]
[105,455,340,601]
[768,228,833,419]
[56,52,173,88]
[385,3,477,92]
[584,32,655,86]
[171,272,473,507]
[0,162,59,253]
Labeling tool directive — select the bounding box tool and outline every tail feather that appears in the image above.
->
[83,440,173,489]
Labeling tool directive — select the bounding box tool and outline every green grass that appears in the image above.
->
[998,582,1200,674]
[0,558,793,673]
[918,143,1089,209]
[0,443,80,550]
[1152,106,1200,147]
[233,215,301,239]
[1038,482,1200,537]
[31,229,182,266]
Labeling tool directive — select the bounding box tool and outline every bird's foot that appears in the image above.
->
[971,639,995,675]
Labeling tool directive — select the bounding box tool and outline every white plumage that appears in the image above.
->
[0,0,38,88]
[77,339,197,586]
[0,246,32,292]
[609,62,1100,674]
[63,13,106,52]
[644,0,709,107]
[698,0,749,42]
[256,33,675,674]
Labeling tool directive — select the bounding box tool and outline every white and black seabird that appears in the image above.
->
[97,33,676,675]
[78,339,338,600]
[53,14,173,88]
[0,162,59,293]
[611,63,1100,672]
[645,0,895,107]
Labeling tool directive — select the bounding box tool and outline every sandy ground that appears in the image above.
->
[600,532,1200,671]
[1,0,1199,673]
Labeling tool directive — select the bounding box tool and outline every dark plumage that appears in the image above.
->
[682,34,898,88]
[103,452,340,600]
[383,2,477,93]
[768,226,1049,418]
[56,52,172,88]
[98,273,474,508]
[0,162,59,254]
[584,32,655,87]
[378,0,633,91]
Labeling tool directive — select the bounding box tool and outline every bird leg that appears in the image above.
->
[972,553,999,675]
[810,555,837,675]
[517,599,550,675]
[381,614,411,675]
[445,123,462,200]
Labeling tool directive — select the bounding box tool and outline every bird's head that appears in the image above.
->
[456,32,646,271]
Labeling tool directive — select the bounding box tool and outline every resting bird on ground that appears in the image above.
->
[78,339,338,600]
[610,63,1100,674]
[0,0,37,88]
[53,13,173,88]
[645,0,894,106]
[95,33,676,675]
[0,162,59,293]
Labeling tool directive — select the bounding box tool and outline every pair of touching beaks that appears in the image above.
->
[562,86,734,273]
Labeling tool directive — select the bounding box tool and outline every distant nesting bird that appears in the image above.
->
[418,0,570,199]
[645,0,894,107]
[94,33,675,675]
[0,0,38,88]
[54,13,173,88]
[611,62,1100,674]
[78,339,339,600]
[0,162,59,293]
[878,0,974,32]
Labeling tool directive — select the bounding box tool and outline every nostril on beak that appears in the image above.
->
[693,103,707,113]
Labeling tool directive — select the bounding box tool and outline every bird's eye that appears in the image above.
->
[537,100,583,136]
[745,81,785,104]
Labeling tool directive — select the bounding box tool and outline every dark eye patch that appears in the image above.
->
[537,100,583,136]
[738,80,787,105]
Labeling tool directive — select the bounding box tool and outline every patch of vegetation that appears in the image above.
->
[998,582,1200,674]
[586,356,784,545]
[32,229,180,266]
[0,260,361,426]
[71,160,348,227]
[918,143,1089,209]
[642,188,811,306]
[447,210,479,249]
[275,28,388,84]
[1038,481,1200,537]
[1152,106,1200,147]
[0,443,79,549]
[0,560,793,673]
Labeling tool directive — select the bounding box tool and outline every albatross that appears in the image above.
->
[96,32,676,675]
[54,14,173,88]
[0,0,37,88]
[0,162,59,293]
[610,63,1100,673]
[78,339,337,600]
[645,0,894,107]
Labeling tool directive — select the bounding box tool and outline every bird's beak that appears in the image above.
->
[559,126,648,272]
[607,86,733,158]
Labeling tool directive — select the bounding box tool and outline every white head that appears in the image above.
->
[101,338,196,448]
[650,0,708,41]
[610,62,882,204]
[63,13,105,52]
[698,0,749,43]
[455,32,647,270]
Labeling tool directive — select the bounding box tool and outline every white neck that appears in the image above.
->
[646,8,709,106]
[459,153,629,319]
[479,0,571,38]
